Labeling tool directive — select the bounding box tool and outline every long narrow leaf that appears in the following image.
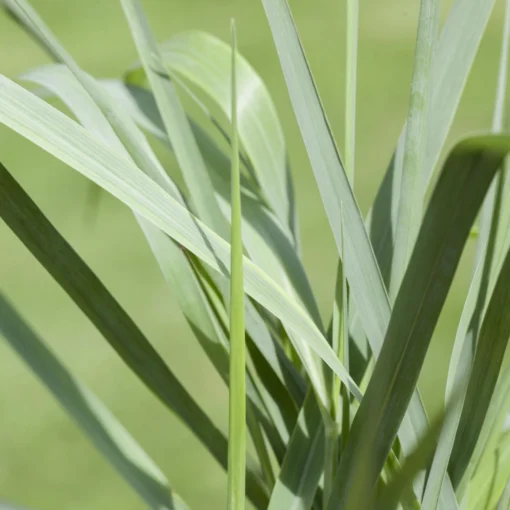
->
[94,76,322,336]
[23,65,305,436]
[0,73,361,401]
[0,161,268,507]
[258,0,430,495]
[327,135,510,509]
[227,21,246,510]
[0,293,187,510]
[118,0,327,402]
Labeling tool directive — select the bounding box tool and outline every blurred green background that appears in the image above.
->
[0,0,506,508]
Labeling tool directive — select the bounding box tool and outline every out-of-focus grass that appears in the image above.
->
[0,0,505,508]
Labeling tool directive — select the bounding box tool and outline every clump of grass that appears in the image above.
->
[1,0,510,508]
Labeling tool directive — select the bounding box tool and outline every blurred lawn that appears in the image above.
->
[0,0,506,508]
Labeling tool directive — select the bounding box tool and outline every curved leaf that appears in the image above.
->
[0,74,361,402]
[148,30,295,240]
[328,135,510,509]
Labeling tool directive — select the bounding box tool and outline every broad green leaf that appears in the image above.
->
[267,391,324,510]
[0,73,361,400]
[0,161,268,508]
[227,21,247,510]
[389,0,441,300]
[0,293,187,510]
[327,135,509,509]
[152,30,296,240]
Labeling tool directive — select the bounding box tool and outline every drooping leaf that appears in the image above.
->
[21,62,296,465]
[0,161,268,508]
[0,73,361,402]
[144,30,297,240]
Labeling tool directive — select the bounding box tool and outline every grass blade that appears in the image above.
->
[22,66,306,425]
[389,0,441,300]
[227,21,246,510]
[0,293,187,510]
[20,60,287,502]
[258,1,432,495]
[258,0,390,357]
[0,72,360,401]
[327,135,510,509]
[119,0,327,402]
[8,0,303,467]
[0,161,268,508]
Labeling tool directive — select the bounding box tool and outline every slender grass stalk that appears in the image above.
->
[390,0,442,300]
[227,19,246,510]
[345,0,358,186]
